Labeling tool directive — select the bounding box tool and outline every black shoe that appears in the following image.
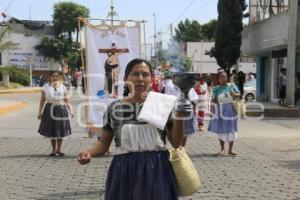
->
[49,152,56,157]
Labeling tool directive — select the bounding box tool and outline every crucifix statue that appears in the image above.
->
[99,43,129,97]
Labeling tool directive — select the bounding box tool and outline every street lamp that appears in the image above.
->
[153,13,157,66]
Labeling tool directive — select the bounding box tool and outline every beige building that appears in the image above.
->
[241,0,299,105]
[186,42,256,74]
[0,19,60,77]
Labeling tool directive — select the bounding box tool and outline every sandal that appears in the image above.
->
[49,152,56,157]
[199,126,205,131]
[228,152,238,156]
[56,151,65,156]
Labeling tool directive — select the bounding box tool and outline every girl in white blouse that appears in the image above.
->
[38,71,73,156]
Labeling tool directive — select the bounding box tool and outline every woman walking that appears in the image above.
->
[38,71,73,156]
[208,71,240,156]
[191,74,209,131]
[78,58,190,200]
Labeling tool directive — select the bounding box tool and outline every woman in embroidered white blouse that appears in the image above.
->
[78,59,190,200]
[38,71,73,156]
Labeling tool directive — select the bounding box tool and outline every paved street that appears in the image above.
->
[0,92,300,200]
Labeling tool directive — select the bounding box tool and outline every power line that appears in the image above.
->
[188,0,211,19]
[173,0,196,23]
[4,0,17,12]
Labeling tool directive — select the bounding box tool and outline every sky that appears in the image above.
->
[0,0,218,43]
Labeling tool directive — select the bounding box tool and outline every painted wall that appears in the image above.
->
[187,42,256,74]
[241,11,289,55]
[0,23,60,71]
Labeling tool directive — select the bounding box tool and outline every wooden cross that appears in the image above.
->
[98,43,129,54]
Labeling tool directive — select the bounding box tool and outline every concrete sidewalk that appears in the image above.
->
[244,101,300,118]
[0,87,41,94]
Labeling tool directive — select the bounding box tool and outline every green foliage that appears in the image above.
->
[240,0,249,18]
[53,2,89,40]
[210,0,243,70]
[35,2,89,70]
[67,49,84,70]
[0,65,29,86]
[35,37,71,62]
[201,20,217,42]
[175,19,217,42]
[175,19,202,42]
[182,56,193,72]
[240,0,248,12]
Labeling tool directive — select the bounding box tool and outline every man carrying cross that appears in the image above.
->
[99,43,129,97]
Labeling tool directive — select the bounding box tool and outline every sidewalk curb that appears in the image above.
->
[0,88,41,94]
[0,101,28,115]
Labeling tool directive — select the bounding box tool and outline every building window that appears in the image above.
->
[0,53,2,65]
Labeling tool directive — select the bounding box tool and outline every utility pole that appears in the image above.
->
[153,13,157,60]
[286,0,298,106]
[28,6,31,20]
[170,23,173,38]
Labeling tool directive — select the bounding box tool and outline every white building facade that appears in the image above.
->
[186,42,256,74]
[0,20,60,74]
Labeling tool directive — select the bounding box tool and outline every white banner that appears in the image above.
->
[85,24,140,126]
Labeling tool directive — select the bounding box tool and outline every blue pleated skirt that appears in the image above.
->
[105,151,178,200]
[208,103,237,134]
[183,115,196,136]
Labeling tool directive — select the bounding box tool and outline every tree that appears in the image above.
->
[201,19,217,42]
[35,37,76,65]
[182,56,193,72]
[36,2,89,70]
[53,2,89,42]
[208,0,243,72]
[240,0,249,18]
[175,19,218,43]
[175,19,202,42]
[0,65,29,85]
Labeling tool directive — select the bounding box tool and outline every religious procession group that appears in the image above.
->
[150,62,241,154]
[36,57,241,199]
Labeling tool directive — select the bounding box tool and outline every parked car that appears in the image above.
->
[32,77,41,87]
[243,80,256,101]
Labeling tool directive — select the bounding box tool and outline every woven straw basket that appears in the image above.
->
[169,147,201,196]
[233,99,246,117]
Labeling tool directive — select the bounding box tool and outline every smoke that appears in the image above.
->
[165,39,185,72]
